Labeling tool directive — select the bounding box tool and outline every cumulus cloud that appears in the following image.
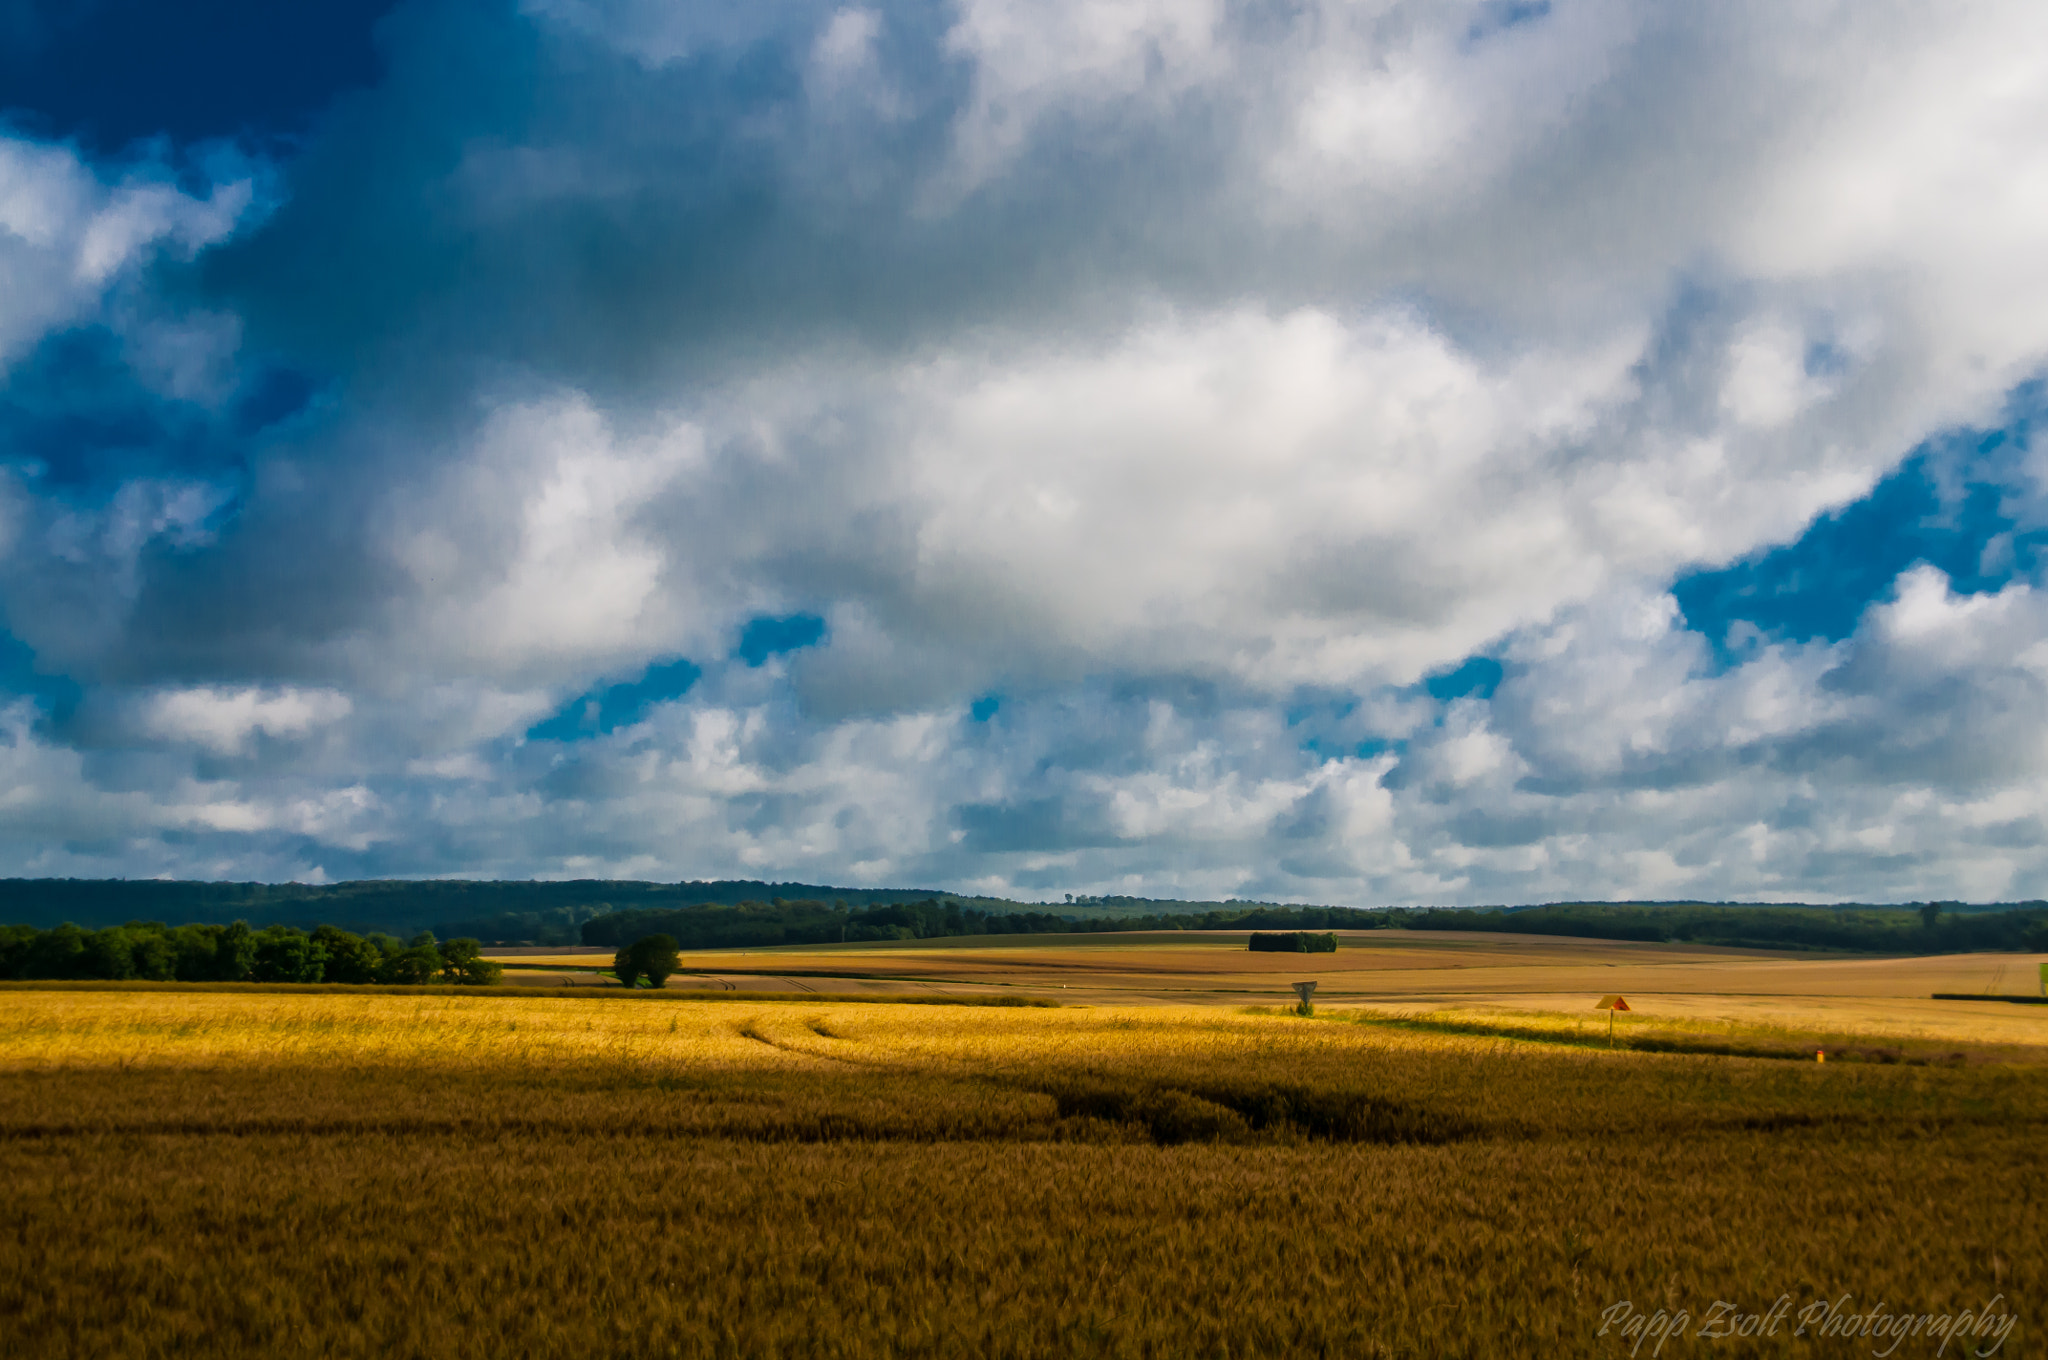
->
[6,0,2048,899]
[138,685,353,756]
[0,135,255,369]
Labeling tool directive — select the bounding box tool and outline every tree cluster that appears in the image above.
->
[1248,931,1338,953]
[0,922,502,985]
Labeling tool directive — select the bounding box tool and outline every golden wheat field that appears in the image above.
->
[0,975,2042,1359]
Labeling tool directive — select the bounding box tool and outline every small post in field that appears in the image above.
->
[1292,981,1317,1017]
[1595,994,1630,1046]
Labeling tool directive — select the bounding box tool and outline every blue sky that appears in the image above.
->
[4,0,2048,903]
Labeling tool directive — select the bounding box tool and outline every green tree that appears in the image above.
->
[435,937,502,986]
[382,929,450,983]
[313,925,383,984]
[0,924,35,978]
[251,927,327,983]
[131,929,177,980]
[362,933,405,979]
[633,934,679,989]
[1921,902,1942,931]
[170,925,221,981]
[213,922,259,982]
[383,948,436,985]
[380,944,444,985]
[612,943,643,988]
[25,924,90,979]
[82,927,138,980]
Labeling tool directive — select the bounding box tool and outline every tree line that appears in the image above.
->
[579,899,1392,949]
[1390,902,2048,953]
[579,898,2048,955]
[12,878,2048,954]
[0,921,503,985]
[0,877,1013,937]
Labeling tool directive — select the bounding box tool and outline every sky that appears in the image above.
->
[5,0,2048,903]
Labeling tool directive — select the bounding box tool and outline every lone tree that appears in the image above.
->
[636,934,679,988]
[614,934,680,988]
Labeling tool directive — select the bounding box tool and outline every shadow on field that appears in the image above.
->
[1321,1010,1985,1066]
[1040,1080,1482,1146]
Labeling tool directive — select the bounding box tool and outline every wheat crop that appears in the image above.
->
[0,988,2039,1358]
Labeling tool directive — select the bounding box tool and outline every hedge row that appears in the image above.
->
[0,921,501,985]
[1248,932,1338,953]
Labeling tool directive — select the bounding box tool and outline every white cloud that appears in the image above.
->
[1721,317,1826,428]
[382,393,708,678]
[140,686,354,756]
[939,0,1226,190]
[0,136,256,371]
[13,0,2048,901]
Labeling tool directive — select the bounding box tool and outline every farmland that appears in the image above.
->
[493,930,2048,1048]
[1,933,2043,1357]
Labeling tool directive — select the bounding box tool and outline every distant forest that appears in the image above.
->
[580,900,1385,948]
[0,878,1015,941]
[1396,901,2048,955]
[582,898,2048,955]
[1,879,2045,956]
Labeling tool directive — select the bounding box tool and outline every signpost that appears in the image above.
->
[1292,981,1317,1016]
[1595,994,1630,1045]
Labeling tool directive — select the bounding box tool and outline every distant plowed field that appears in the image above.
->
[491,931,2048,1046]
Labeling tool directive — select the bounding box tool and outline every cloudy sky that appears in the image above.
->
[4,0,2048,902]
